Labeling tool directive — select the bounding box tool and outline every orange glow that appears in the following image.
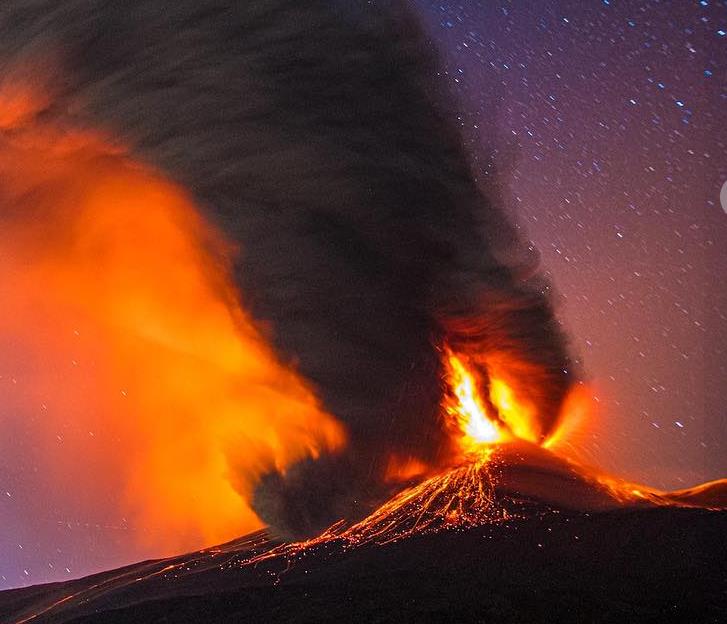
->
[0,77,50,130]
[443,351,503,453]
[488,377,537,444]
[543,382,597,452]
[442,348,549,454]
[478,353,548,444]
[0,105,344,554]
[383,454,430,483]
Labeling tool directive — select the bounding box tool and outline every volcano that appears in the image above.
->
[1,339,725,623]
[0,3,724,622]
[2,439,725,624]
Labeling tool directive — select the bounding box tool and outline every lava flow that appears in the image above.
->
[239,347,726,568]
[233,350,555,565]
[335,349,532,544]
[5,342,725,624]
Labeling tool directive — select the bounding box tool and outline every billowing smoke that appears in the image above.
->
[0,0,572,541]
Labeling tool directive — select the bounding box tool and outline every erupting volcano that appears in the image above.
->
[0,1,725,622]
[2,349,724,623]
[239,350,726,554]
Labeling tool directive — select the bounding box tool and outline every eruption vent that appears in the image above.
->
[241,358,725,567]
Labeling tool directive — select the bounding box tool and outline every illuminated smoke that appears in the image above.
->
[0,111,343,555]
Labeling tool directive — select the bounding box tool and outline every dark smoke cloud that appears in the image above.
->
[0,1,572,537]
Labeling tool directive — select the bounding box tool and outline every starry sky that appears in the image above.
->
[416,0,726,489]
[0,0,725,591]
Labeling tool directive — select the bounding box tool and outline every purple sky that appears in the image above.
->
[418,0,726,488]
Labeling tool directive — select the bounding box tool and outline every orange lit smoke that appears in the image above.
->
[384,454,430,483]
[0,99,344,554]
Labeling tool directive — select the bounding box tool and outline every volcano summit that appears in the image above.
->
[1,442,725,623]
[2,357,725,623]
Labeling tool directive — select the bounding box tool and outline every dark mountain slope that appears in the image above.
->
[2,505,724,624]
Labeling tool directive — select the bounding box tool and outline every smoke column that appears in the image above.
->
[0,0,572,544]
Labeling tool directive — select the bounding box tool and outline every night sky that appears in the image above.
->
[417,0,726,489]
[1,0,725,590]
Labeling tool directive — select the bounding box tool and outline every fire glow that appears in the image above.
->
[0,98,344,556]
[443,351,502,450]
[2,81,724,604]
[442,348,545,456]
[259,350,726,557]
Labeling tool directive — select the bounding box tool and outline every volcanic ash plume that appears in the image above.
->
[0,0,572,544]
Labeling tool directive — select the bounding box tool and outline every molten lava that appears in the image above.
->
[239,349,726,570]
